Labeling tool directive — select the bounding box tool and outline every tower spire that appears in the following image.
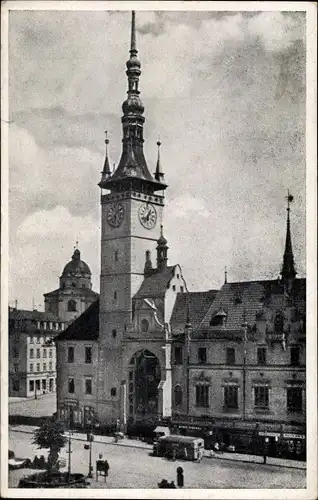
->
[154,139,165,182]
[157,225,168,271]
[100,131,111,184]
[281,190,296,281]
[130,10,136,54]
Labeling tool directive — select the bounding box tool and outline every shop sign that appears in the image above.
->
[258,432,281,438]
[178,425,201,431]
[283,433,305,440]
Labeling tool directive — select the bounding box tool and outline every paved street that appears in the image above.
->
[9,393,56,418]
[9,429,306,489]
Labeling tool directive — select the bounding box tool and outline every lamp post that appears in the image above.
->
[241,309,248,421]
[66,409,73,481]
[86,408,94,478]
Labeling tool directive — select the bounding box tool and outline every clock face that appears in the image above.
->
[138,203,157,229]
[107,203,125,228]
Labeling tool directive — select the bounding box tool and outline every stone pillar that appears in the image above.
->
[120,380,127,433]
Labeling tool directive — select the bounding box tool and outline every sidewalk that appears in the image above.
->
[9,425,306,469]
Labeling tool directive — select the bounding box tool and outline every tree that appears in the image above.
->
[33,419,68,474]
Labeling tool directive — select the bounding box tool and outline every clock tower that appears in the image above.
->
[97,11,167,423]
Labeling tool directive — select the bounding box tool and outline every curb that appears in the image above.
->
[207,454,306,471]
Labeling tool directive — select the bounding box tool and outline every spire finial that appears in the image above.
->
[76,240,78,250]
[281,190,296,281]
[224,266,228,284]
[155,138,165,182]
[131,10,137,54]
[100,130,111,181]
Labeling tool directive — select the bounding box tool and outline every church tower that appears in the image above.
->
[97,11,168,424]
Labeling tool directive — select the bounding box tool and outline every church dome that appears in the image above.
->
[62,249,91,277]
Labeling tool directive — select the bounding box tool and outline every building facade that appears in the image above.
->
[9,308,65,397]
[170,200,306,460]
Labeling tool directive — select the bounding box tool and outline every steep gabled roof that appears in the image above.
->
[170,290,218,334]
[54,300,99,341]
[134,266,177,299]
[198,278,306,334]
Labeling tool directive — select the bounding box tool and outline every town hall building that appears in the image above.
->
[54,11,306,460]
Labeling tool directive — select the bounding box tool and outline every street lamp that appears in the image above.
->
[85,408,95,478]
[241,309,248,421]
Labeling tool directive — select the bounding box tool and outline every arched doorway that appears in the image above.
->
[128,350,161,424]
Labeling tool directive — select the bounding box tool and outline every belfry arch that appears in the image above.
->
[127,350,161,424]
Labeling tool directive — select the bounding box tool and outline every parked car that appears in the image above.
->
[8,457,31,470]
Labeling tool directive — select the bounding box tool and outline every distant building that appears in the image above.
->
[9,247,98,397]
[8,308,65,397]
[44,248,99,323]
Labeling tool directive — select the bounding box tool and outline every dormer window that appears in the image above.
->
[210,308,227,326]
[68,300,77,312]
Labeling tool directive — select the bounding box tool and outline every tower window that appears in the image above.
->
[226,348,235,365]
[111,387,117,397]
[198,347,207,364]
[174,385,182,406]
[115,250,119,262]
[172,285,176,291]
[257,347,267,365]
[180,286,184,293]
[68,347,74,363]
[274,312,284,333]
[174,346,183,365]
[68,378,75,394]
[85,378,92,395]
[290,346,300,366]
[112,329,117,338]
[141,319,149,333]
[85,347,92,364]
[113,291,117,301]
[68,300,77,312]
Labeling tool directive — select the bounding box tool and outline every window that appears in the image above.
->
[37,363,40,372]
[85,379,92,395]
[177,274,180,279]
[180,286,184,293]
[13,347,18,357]
[254,386,269,408]
[30,348,34,359]
[174,346,183,365]
[49,322,53,330]
[68,377,75,394]
[68,347,74,363]
[68,300,77,312]
[12,380,19,392]
[36,349,40,358]
[30,336,34,344]
[172,285,176,291]
[85,347,92,364]
[49,361,52,371]
[43,348,47,358]
[287,387,302,412]
[174,385,182,406]
[29,380,34,392]
[290,346,300,366]
[110,387,116,397]
[113,291,117,301]
[35,380,40,391]
[36,336,40,343]
[141,319,149,333]
[112,329,117,338]
[224,386,238,409]
[196,385,209,407]
[115,250,118,262]
[257,347,267,365]
[226,348,235,365]
[198,347,207,364]
[14,364,19,373]
[55,323,59,330]
[36,322,40,330]
[274,312,284,333]
[30,363,33,372]
[43,363,47,371]
[49,349,53,358]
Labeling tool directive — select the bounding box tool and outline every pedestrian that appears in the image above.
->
[184,446,188,460]
[176,466,184,488]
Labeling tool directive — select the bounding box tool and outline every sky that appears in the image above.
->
[8,7,306,311]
